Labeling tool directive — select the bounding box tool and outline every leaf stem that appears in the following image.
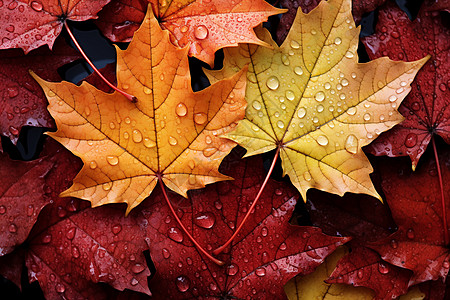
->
[63,21,137,103]
[213,147,281,255]
[158,179,224,266]
[431,136,448,246]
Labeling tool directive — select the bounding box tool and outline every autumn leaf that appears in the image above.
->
[205,0,429,201]
[284,247,375,300]
[0,152,53,256]
[367,148,450,285]
[0,38,79,149]
[32,7,247,213]
[95,0,285,65]
[363,1,450,169]
[140,153,349,299]
[0,0,111,52]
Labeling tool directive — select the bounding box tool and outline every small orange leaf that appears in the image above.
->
[205,0,428,200]
[32,7,247,214]
[149,0,286,66]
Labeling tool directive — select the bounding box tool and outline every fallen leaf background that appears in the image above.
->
[1,0,450,299]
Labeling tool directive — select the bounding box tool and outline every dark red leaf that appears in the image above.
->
[140,153,350,299]
[0,151,53,256]
[0,0,111,53]
[0,249,24,288]
[327,246,412,299]
[368,146,450,285]
[363,1,450,169]
[424,0,450,13]
[0,38,80,148]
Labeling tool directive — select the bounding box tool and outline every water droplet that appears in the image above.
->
[316,135,329,146]
[6,25,14,33]
[106,155,119,165]
[279,243,287,250]
[406,228,415,239]
[405,133,417,148]
[347,107,357,115]
[194,25,208,40]
[7,1,17,9]
[72,246,80,258]
[341,79,349,86]
[324,82,331,90]
[357,269,364,279]
[345,51,354,58]
[175,275,190,292]
[297,107,306,118]
[169,136,178,146]
[261,227,268,237]
[294,66,303,75]
[143,138,154,148]
[31,1,43,11]
[176,103,188,117]
[27,204,34,216]
[132,263,145,274]
[252,100,262,110]
[266,76,280,90]
[109,122,115,129]
[311,29,317,35]
[255,267,266,277]
[303,170,312,181]
[9,126,19,136]
[290,40,300,49]
[143,86,152,95]
[66,228,76,240]
[124,117,131,124]
[102,182,112,191]
[132,129,143,143]
[285,90,295,101]
[315,92,325,102]
[389,95,397,102]
[316,104,324,112]
[8,224,17,233]
[130,278,139,286]
[334,37,342,45]
[180,25,189,33]
[42,234,52,243]
[162,248,170,259]
[345,134,358,154]
[277,120,285,129]
[168,227,183,243]
[227,264,239,276]
[281,54,289,65]
[112,224,122,235]
[194,112,207,125]
[439,83,447,92]
[378,263,389,274]
[55,283,65,293]
[193,212,215,229]
[363,113,371,121]
[89,161,97,169]
[203,147,218,157]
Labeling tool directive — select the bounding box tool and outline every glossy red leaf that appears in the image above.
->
[327,246,412,299]
[0,0,110,53]
[424,0,450,13]
[275,0,387,44]
[0,151,53,256]
[140,152,350,299]
[0,38,79,148]
[363,1,450,169]
[368,146,450,285]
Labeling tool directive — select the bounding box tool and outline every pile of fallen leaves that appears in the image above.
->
[0,0,449,299]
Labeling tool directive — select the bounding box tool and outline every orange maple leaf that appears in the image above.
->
[148,0,285,65]
[32,8,247,214]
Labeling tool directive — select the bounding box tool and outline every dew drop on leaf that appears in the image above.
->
[106,155,119,166]
[345,134,358,154]
[347,107,357,115]
[175,103,188,117]
[255,267,266,277]
[112,224,122,235]
[297,107,306,118]
[266,76,280,90]
[66,228,76,240]
[378,263,390,274]
[55,283,65,293]
[315,92,325,102]
[31,1,43,11]
[194,112,207,125]
[162,248,171,259]
[294,66,303,75]
[194,25,208,40]
[169,136,178,146]
[316,135,329,146]
[405,133,418,148]
[193,212,216,229]
[42,234,52,244]
[168,227,184,243]
[8,224,17,233]
[132,263,145,274]
[130,278,139,286]
[132,129,143,143]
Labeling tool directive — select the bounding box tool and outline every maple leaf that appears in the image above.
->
[205,0,428,201]
[363,1,450,169]
[0,38,79,150]
[284,247,376,300]
[139,152,349,299]
[275,0,387,44]
[95,0,285,65]
[367,147,450,285]
[32,7,247,213]
[0,0,110,53]
[0,141,152,298]
[0,152,53,256]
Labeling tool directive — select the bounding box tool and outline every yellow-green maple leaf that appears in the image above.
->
[32,8,247,214]
[205,0,428,200]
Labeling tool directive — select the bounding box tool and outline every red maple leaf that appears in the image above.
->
[363,0,450,169]
[0,0,110,53]
[139,151,350,299]
[368,147,450,286]
[0,140,151,298]
[0,38,79,148]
